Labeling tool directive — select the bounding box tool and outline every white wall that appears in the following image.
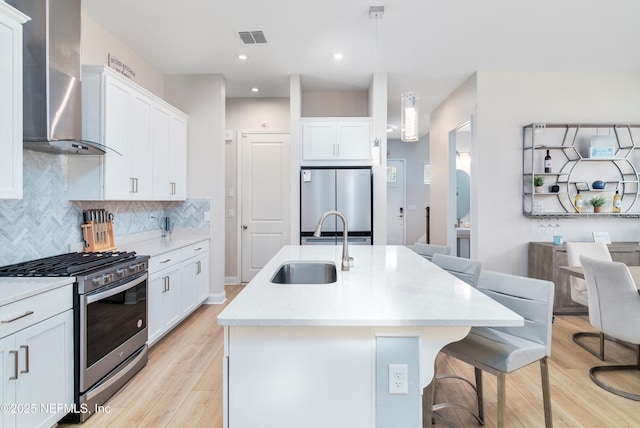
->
[164,75,227,302]
[387,137,429,245]
[302,91,369,117]
[431,71,640,275]
[81,13,164,98]
[429,75,478,249]
[82,13,227,300]
[369,72,388,244]
[224,98,291,280]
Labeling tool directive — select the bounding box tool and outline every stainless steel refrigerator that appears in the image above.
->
[300,167,372,245]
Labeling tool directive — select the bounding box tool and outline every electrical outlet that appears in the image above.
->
[388,364,408,395]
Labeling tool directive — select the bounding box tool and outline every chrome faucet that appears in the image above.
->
[314,210,350,271]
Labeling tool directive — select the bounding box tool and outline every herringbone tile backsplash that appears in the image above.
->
[0,151,210,266]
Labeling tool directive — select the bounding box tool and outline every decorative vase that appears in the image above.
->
[594,206,602,213]
[535,186,543,193]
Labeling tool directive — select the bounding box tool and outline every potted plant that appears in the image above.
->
[533,175,545,193]
[589,195,607,213]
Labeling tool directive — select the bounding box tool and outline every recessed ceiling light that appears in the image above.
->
[333,52,344,60]
[237,54,248,60]
[250,87,259,92]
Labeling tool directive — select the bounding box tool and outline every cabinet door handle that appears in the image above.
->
[194,247,202,251]
[130,177,135,193]
[196,260,202,275]
[20,345,29,374]
[9,350,18,380]
[135,178,139,193]
[160,258,172,264]
[163,276,169,292]
[2,311,34,324]
[167,276,170,291]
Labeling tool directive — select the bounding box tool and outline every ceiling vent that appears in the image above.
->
[238,30,267,44]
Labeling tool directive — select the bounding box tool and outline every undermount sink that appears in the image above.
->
[270,261,337,285]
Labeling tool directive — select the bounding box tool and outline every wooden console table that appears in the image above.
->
[528,242,640,314]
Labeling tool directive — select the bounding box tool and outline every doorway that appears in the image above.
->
[386,159,406,245]
[448,121,472,258]
[239,132,291,282]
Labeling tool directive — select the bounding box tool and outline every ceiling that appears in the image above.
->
[82,0,640,140]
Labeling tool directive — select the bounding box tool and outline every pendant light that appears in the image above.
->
[401,91,418,142]
[401,1,419,143]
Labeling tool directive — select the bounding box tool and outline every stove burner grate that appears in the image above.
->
[0,251,139,277]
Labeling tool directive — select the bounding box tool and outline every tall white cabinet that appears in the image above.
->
[68,65,188,201]
[152,104,188,200]
[0,3,29,200]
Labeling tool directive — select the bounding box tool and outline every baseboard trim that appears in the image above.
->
[225,276,239,285]
[205,291,227,305]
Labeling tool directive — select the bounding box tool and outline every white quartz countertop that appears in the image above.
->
[0,277,74,308]
[218,245,523,327]
[116,229,210,257]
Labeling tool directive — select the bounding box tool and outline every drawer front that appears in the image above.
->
[0,284,73,339]
[181,240,210,260]
[149,249,182,272]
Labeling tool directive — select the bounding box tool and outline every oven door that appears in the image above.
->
[79,272,148,393]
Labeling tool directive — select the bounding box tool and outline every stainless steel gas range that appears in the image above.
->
[0,251,149,423]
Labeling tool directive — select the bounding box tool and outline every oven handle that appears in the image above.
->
[86,274,147,304]
[84,345,148,402]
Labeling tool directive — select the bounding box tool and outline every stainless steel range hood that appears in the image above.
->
[7,0,106,155]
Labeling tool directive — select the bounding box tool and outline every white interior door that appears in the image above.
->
[241,133,291,283]
[386,159,406,245]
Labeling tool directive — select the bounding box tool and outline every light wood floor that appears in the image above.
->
[61,285,640,428]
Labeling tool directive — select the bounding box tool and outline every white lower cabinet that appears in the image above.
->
[148,240,210,346]
[180,242,210,317]
[1,285,73,428]
[148,252,182,345]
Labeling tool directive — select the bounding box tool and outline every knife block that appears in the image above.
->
[81,220,116,252]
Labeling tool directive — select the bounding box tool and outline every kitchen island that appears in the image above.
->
[218,245,522,428]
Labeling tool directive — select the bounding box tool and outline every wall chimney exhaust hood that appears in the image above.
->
[7,0,107,155]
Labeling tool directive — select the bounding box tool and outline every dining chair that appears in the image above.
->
[579,255,640,401]
[565,242,612,360]
[423,270,555,428]
[431,253,482,287]
[413,243,450,261]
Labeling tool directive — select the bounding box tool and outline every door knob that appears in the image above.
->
[242,225,248,230]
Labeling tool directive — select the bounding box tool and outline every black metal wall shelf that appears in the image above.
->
[523,123,640,217]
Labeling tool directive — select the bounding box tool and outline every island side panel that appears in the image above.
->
[222,325,473,428]
[226,326,375,428]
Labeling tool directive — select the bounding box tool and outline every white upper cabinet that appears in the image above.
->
[0,3,29,200]
[301,118,372,165]
[152,103,187,200]
[68,65,187,201]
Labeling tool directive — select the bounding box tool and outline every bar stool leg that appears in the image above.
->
[497,372,506,428]
[474,367,484,424]
[540,357,554,428]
